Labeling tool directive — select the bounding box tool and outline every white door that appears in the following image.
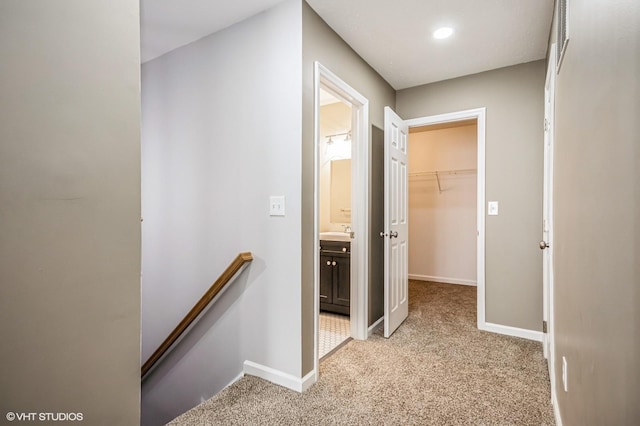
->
[540,46,555,358]
[383,107,409,337]
[542,45,556,371]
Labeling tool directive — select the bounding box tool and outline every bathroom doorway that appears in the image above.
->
[318,87,352,359]
[313,63,370,375]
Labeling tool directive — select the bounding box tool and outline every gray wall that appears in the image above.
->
[301,1,396,375]
[0,1,141,424]
[550,0,640,423]
[140,1,303,424]
[397,61,546,331]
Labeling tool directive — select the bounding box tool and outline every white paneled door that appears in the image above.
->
[542,45,557,393]
[383,107,409,338]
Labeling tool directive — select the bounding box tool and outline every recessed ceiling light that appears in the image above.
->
[433,27,454,39]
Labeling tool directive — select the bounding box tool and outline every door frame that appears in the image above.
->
[404,108,486,329]
[313,62,370,374]
[543,43,558,406]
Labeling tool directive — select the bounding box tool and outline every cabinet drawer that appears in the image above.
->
[320,241,350,255]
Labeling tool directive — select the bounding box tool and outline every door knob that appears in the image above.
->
[379,231,388,238]
[390,231,398,238]
[539,240,549,250]
[332,261,336,266]
[326,260,331,265]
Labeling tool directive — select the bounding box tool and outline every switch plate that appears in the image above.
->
[488,201,499,216]
[269,196,285,216]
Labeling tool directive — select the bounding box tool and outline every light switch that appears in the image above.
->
[269,196,285,216]
[488,201,499,216]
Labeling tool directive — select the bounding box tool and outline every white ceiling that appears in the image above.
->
[141,0,284,63]
[141,0,554,90]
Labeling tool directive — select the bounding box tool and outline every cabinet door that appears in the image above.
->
[333,255,350,307]
[320,254,333,304]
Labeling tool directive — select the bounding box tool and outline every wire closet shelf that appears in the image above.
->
[408,168,477,194]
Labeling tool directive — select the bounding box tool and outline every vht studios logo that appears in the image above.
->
[6,412,84,422]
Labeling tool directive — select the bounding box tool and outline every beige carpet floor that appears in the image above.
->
[169,280,555,425]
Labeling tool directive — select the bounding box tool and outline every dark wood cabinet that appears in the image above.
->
[319,240,350,315]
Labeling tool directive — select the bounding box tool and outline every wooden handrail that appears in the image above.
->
[141,252,253,378]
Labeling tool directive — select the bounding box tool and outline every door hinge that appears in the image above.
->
[544,118,550,132]
[543,321,548,333]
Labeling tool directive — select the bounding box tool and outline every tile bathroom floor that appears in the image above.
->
[319,312,350,359]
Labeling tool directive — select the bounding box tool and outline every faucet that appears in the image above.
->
[342,224,352,233]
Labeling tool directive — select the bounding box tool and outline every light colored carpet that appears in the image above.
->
[169,280,555,425]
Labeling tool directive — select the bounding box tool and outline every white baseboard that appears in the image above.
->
[368,317,383,336]
[553,389,563,426]
[243,360,316,393]
[482,322,543,342]
[409,274,477,286]
[300,369,316,392]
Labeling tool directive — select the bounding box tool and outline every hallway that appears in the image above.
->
[169,280,554,425]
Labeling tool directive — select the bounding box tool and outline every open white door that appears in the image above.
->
[542,45,557,395]
[542,73,552,359]
[383,107,409,338]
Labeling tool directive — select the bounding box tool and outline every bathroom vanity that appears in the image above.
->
[319,239,350,315]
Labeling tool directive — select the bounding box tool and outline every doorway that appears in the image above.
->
[313,63,370,376]
[408,120,478,289]
[382,107,486,332]
[317,87,352,359]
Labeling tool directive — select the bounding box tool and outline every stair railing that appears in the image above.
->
[141,252,253,378]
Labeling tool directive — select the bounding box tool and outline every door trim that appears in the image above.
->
[313,62,370,377]
[405,108,486,330]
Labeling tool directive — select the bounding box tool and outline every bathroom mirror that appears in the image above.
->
[330,159,351,223]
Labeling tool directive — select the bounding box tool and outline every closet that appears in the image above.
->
[408,121,477,286]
